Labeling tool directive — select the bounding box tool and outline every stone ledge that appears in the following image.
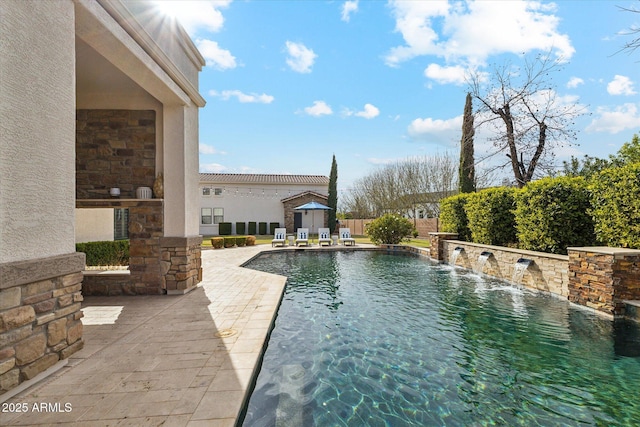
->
[0,253,86,290]
[160,235,203,246]
[568,246,640,258]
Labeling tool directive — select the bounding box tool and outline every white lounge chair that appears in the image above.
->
[271,228,287,247]
[318,228,332,246]
[339,228,356,246]
[296,228,309,246]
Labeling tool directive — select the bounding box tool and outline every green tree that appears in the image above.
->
[459,93,476,193]
[563,133,639,178]
[328,155,338,232]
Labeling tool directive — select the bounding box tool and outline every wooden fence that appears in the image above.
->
[339,218,439,238]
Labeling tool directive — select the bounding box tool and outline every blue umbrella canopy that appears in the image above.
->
[293,201,332,210]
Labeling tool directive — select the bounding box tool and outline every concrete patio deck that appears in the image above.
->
[2,244,346,426]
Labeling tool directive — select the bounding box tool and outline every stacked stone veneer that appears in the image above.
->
[568,248,640,316]
[76,109,156,199]
[0,253,85,395]
[161,237,203,295]
[283,194,328,233]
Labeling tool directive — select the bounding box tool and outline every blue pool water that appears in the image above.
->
[241,251,640,426]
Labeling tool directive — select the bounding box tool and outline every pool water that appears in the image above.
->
[241,251,640,426]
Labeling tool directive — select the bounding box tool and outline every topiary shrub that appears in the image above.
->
[248,222,257,235]
[365,214,415,245]
[219,222,232,235]
[210,237,224,249]
[269,222,280,235]
[514,176,595,254]
[465,187,517,246]
[76,240,129,266]
[224,237,236,248]
[236,236,247,247]
[259,222,267,235]
[590,162,640,248]
[439,194,471,241]
[236,222,246,235]
[246,235,256,246]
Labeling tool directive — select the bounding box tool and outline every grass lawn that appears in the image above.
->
[202,235,430,248]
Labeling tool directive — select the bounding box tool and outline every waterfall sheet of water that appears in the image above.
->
[512,258,533,284]
[451,247,464,266]
[474,251,492,274]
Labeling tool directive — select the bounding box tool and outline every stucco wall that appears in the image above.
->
[75,209,114,243]
[0,1,76,263]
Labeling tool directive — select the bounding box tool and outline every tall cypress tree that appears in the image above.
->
[328,155,338,232]
[459,92,476,193]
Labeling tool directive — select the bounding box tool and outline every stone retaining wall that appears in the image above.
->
[0,253,85,396]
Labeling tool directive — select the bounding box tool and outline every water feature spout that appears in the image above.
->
[451,247,465,266]
[512,258,534,284]
[474,251,493,274]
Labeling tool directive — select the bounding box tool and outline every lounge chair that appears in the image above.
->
[318,228,332,246]
[296,228,309,246]
[339,228,356,246]
[271,228,287,247]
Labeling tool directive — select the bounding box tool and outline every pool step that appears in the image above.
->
[276,364,305,427]
[624,300,640,322]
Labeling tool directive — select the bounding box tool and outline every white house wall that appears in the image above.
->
[0,1,77,263]
[200,183,328,235]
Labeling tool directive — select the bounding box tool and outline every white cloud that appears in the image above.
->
[200,163,228,173]
[607,75,637,96]
[566,77,584,89]
[355,103,380,119]
[196,39,237,70]
[303,101,333,117]
[285,41,317,73]
[586,103,640,134]
[424,64,468,85]
[408,115,463,138]
[210,90,274,104]
[385,0,573,67]
[367,157,397,165]
[199,144,227,155]
[154,0,230,36]
[341,1,359,22]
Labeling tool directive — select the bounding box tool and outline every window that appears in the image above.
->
[202,188,211,196]
[114,208,129,240]
[214,188,223,196]
[201,208,224,225]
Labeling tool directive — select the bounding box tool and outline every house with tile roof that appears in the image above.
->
[200,173,330,235]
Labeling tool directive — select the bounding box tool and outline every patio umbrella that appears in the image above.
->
[293,201,332,234]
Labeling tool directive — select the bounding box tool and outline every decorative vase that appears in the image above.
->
[153,173,164,198]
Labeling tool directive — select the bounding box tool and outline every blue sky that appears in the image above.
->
[155,0,640,191]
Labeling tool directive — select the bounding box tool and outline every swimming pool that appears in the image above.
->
[241,251,640,426]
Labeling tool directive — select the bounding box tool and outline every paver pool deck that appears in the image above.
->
[1,244,373,426]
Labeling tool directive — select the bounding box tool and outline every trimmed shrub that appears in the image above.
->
[236,236,247,247]
[246,235,256,246]
[439,194,471,241]
[365,214,415,245]
[235,222,246,235]
[76,240,129,266]
[259,222,267,235]
[269,222,280,235]
[224,237,236,248]
[210,237,224,249]
[514,176,595,254]
[465,187,517,246]
[248,222,257,235]
[590,162,640,248]
[219,222,232,235]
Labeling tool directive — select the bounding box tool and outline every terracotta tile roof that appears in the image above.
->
[199,173,329,185]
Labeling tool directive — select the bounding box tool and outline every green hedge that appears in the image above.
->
[259,222,267,235]
[219,222,232,235]
[465,187,517,246]
[269,222,280,235]
[439,194,471,241]
[224,237,236,248]
[210,237,224,249]
[514,176,595,254]
[248,222,257,235]
[366,214,415,245]
[76,240,129,266]
[236,236,247,247]
[235,222,246,235]
[590,162,640,248]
